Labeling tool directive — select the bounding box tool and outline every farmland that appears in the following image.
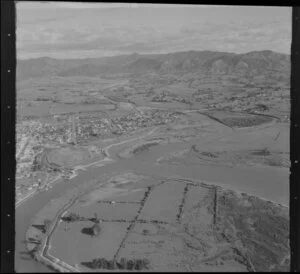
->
[16,50,290,272]
[25,173,289,272]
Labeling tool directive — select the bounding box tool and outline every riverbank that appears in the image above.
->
[16,113,289,272]
[25,171,289,272]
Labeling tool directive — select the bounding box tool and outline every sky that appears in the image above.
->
[16,2,292,59]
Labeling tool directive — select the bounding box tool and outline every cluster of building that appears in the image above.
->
[192,92,214,103]
[16,120,47,201]
[16,121,42,173]
[151,91,191,104]
[76,109,182,141]
[201,87,290,115]
[16,119,76,193]
[37,123,74,144]
[77,117,114,141]
[17,108,183,153]
[111,109,181,133]
[15,107,183,203]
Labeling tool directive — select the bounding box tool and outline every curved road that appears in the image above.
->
[23,126,161,272]
[16,110,286,272]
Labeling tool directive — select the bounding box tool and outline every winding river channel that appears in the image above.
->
[15,133,289,272]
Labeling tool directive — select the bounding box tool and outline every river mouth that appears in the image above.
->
[16,112,289,272]
[16,163,289,272]
[20,166,289,272]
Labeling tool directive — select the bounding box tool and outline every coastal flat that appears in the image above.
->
[28,173,289,272]
[16,49,290,272]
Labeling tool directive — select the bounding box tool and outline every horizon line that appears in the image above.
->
[16,49,290,61]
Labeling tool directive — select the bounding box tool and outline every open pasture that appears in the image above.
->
[183,185,211,215]
[17,76,124,117]
[139,181,186,223]
[77,188,129,207]
[70,201,140,221]
[117,223,184,271]
[161,82,194,95]
[46,147,90,168]
[203,110,276,128]
[50,221,130,264]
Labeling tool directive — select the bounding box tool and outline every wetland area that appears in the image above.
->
[16,108,289,272]
[15,8,290,270]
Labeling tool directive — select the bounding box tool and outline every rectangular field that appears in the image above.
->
[117,223,166,258]
[183,185,210,215]
[117,223,187,271]
[138,181,186,222]
[50,221,130,264]
[70,202,140,221]
[100,189,146,202]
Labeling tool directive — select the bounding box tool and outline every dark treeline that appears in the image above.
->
[81,257,150,270]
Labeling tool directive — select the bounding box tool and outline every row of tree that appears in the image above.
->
[176,184,189,221]
[61,212,82,222]
[81,258,150,270]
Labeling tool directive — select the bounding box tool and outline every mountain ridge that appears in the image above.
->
[17,50,290,81]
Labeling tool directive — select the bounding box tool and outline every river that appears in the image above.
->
[15,141,289,272]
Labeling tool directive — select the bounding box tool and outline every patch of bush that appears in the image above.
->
[81,258,150,270]
[43,219,52,233]
[251,148,271,156]
[61,212,82,222]
[201,151,218,158]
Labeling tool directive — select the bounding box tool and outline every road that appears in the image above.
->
[16,173,61,209]
[39,195,81,272]
[16,127,158,209]
[35,126,160,272]
[15,109,278,210]
[72,126,159,171]
[16,121,40,161]
[17,113,289,272]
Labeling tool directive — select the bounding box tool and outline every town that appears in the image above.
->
[15,107,183,204]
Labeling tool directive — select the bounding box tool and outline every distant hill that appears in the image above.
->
[17,50,290,81]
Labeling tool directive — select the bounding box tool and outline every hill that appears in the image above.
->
[17,50,290,81]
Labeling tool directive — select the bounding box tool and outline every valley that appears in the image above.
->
[15,50,290,272]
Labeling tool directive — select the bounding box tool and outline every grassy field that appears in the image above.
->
[71,202,140,221]
[138,181,186,223]
[17,76,124,117]
[25,171,289,272]
[19,66,290,272]
[51,221,131,263]
[46,147,90,168]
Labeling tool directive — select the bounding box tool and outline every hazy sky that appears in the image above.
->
[16,2,292,59]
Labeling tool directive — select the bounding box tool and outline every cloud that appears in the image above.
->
[16,5,292,59]
[17,2,138,9]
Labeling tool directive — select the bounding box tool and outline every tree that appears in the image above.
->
[142,229,149,236]
[127,259,134,270]
[68,213,81,222]
[63,212,81,222]
[107,260,116,270]
[93,213,99,223]
[101,258,108,269]
[256,103,269,111]
[96,258,102,269]
[134,259,143,270]
[141,258,150,269]
[43,219,52,233]
[91,259,98,269]
[91,222,101,237]
[118,257,127,269]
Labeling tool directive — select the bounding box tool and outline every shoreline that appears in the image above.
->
[26,173,288,272]
[17,116,289,272]
[15,126,159,209]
